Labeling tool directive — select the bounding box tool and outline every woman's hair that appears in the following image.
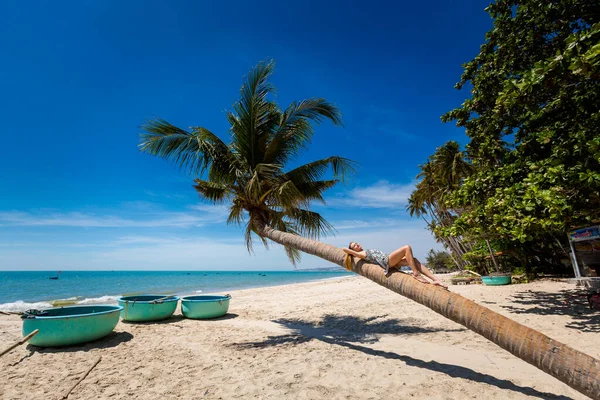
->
[344,242,356,271]
[343,253,353,271]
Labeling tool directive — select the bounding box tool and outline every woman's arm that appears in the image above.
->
[343,248,367,260]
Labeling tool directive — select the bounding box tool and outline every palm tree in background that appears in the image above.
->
[139,60,600,399]
[407,142,473,269]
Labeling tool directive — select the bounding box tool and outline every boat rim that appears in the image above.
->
[181,295,231,302]
[24,305,123,320]
[118,295,180,303]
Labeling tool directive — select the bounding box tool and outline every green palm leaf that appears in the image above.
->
[264,99,343,165]
[140,118,232,178]
[285,156,357,185]
[286,208,337,239]
[193,180,230,203]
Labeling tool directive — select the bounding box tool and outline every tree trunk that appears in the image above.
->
[447,236,468,269]
[446,249,463,271]
[423,216,466,270]
[255,222,600,400]
[485,239,500,272]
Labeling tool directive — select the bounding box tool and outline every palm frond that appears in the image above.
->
[406,194,426,217]
[286,208,337,239]
[245,222,269,253]
[292,180,338,204]
[244,163,284,203]
[227,199,246,226]
[193,180,230,203]
[284,246,302,266]
[190,127,239,184]
[283,98,343,125]
[270,180,307,209]
[285,156,357,185]
[140,118,227,177]
[244,223,255,253]
[264,99,343,164]
[268,212,303,265]
[230,60,279,168]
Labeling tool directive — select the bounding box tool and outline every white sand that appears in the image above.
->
[1,275,598,399]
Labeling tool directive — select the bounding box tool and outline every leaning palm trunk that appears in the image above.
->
[255,222,600,400]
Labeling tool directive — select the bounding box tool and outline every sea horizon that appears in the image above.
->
[0,269,352,313]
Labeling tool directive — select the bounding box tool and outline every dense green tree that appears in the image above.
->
[425,249,457,272]
[441,1,600,249]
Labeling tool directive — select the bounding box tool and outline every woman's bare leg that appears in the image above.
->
[389,245,448,288]
[388,245,429,284]
[414,259,448,288]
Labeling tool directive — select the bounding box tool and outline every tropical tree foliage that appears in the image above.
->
[425,249,457,272]
[412,0,599,275]
[407,141,473,269]
[139,60,355,265]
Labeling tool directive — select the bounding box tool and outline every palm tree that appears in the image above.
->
[407,147,472,269]
[140,60,355,265]
[139,60,600,399]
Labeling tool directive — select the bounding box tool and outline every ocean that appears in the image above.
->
[0,270,351,312]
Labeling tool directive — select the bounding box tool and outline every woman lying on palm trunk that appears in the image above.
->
[343,242,448,289]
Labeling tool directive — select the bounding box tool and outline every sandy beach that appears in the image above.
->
[1,275,598,400]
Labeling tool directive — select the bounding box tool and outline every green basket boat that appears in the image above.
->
[118,295,179,322]
[21,305,122,347]
[481,276,512,286]
[181,295,231,319]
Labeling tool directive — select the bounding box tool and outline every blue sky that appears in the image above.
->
[0,0,492,270]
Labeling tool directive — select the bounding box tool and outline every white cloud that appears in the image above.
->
[331,218,400,230]
[188,203,231,223]
[111,236,181,245]
[0,204,230,228]
[330,180,415,209]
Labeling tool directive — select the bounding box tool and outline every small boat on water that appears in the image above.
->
[49,271,61,280]
[181,295,231,319]
[21,305,122,347]
[118,295,179,322]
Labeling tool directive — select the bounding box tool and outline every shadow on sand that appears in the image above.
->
[500,288,600,333]
[121,315,187,325]
[120,313,239,326]
[26,331,134,354]
[231,314,572,400]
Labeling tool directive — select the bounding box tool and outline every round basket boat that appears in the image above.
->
[181,295,231,319]
[481,275,512,286]
[118,295,180,322]
[21,305,122,347]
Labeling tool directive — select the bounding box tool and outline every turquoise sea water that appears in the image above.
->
[0,270,351,312]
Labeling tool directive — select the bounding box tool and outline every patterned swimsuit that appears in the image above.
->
[365,249,391,275]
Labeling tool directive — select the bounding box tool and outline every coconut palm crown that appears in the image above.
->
[139,60,355,264]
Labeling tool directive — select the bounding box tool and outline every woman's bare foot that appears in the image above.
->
[413,274,429,284]
[432,279,448,289]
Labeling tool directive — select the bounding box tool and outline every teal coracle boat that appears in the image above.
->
[21,305,122,347]
[181,295,231,319]
[482,276,512,286]
[118,295,179,322]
